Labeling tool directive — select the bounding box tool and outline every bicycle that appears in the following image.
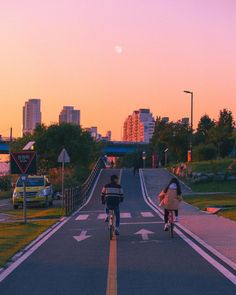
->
[108,209,116,240]
[168,210,175,238]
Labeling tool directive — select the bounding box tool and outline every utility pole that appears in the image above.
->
[184,90,194,162]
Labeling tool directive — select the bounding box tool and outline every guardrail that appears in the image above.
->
[63,158,105,215]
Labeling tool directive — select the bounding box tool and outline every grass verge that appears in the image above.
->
[0,219,57,267]
[5,207,64,220]
[188,158,234,173]
[186,180,236,193]
[184,194,236,222]
[0,191,11,200]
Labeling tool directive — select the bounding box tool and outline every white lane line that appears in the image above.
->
[120,212,131,218]
[80,210,104,213]
[0,169,103,283]
[141,211,154,218]
[175,227,236,285]
[75,214,89,221]
[139,169,236,286]
[0,218,69,283]
[98,213,107,220]
[121,221,162,225]
[140,170,236,272]
[73,169,103,216]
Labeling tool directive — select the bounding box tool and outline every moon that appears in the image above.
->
[114,45,123,54]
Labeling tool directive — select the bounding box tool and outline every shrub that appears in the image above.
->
[193,144,217,161]
[0,176,12,191]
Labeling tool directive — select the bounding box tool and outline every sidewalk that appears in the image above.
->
[142,168,236,265]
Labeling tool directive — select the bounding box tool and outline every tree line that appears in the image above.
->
[11,124,100,188]
[150,108,235,164]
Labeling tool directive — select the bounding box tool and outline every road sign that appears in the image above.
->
[58,148,70,206]
[73,230,92,243]
[10,151,37,175]
[58,148,70,163]
[134,229,154,241]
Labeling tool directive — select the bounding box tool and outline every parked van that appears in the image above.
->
[12,175,53,209]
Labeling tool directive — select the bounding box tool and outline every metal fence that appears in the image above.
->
[63,158,105,215]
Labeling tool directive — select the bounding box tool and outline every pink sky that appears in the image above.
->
[0,0,236,139]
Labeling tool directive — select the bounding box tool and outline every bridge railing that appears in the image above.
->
[63,158,105,216]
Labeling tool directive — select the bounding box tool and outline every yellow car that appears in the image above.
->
[12,175,53,209]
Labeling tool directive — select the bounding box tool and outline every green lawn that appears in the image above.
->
[184,194,236,222]
[189,158,235,173]
[0,190,11,200]
[0,219,57,267]
[187,180,236,193]
[0,206,64,267]
[5,207,64,220]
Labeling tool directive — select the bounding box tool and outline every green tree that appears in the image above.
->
[193,143,217,161]
[208,109,235,157]
[218,109,234,133]
[11,123,99,184]
[150,117,190,164]
[195,114,215,144]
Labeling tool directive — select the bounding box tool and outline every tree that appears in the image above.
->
[193,143,217,161]
[195,114,215,144]
[11,123,100,184]
[218,109,234,133]
[150,117,190,163]
[208,109,235,157]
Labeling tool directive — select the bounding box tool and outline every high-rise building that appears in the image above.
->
[106,131,112,141]
[181,117,190,125]
[84,126,98,140]
[161,117,169,123]
[23,99,41,135]
[59,106,80,125]
[123,109,155,143]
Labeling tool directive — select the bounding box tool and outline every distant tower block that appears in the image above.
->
[23,99,41,135]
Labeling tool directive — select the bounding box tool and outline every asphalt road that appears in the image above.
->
[0,169,235,295]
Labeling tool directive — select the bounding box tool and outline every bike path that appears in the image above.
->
[0,169,235,294]
[117,169,235,295]
[142,168,236,265]
[0,169,118,295]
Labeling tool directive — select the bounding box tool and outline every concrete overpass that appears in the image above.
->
[102,141,149,156]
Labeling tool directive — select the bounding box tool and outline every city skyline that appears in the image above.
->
[1,1,236,139]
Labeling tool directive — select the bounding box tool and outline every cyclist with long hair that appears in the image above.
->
[158,178,183,231]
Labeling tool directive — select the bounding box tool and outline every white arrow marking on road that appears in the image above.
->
[134,229,154,241]
[73,230,91,243]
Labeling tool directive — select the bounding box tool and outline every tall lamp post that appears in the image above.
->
[164,148,169,166]
[184,90,194,162]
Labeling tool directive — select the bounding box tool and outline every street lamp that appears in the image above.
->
[184,90,194,162]
[142,151,146,168]
[164,148,168,166]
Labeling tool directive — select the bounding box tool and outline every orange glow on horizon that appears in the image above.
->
[0,1,236,139]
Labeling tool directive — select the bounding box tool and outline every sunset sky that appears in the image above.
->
[0,0,236,139]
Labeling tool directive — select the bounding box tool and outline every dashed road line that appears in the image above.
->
[76,214,89,221]
[141,211,154,218]
[98,213,107,220]
[121,221,162,225]
[120,212,131,218]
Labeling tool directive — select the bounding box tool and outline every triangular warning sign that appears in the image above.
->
[57,148,70,163]
[11,152,36,174]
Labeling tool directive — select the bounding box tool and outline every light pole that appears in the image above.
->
[142,151,146,168]
[184,90,194,162]
[164,148,168,166]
